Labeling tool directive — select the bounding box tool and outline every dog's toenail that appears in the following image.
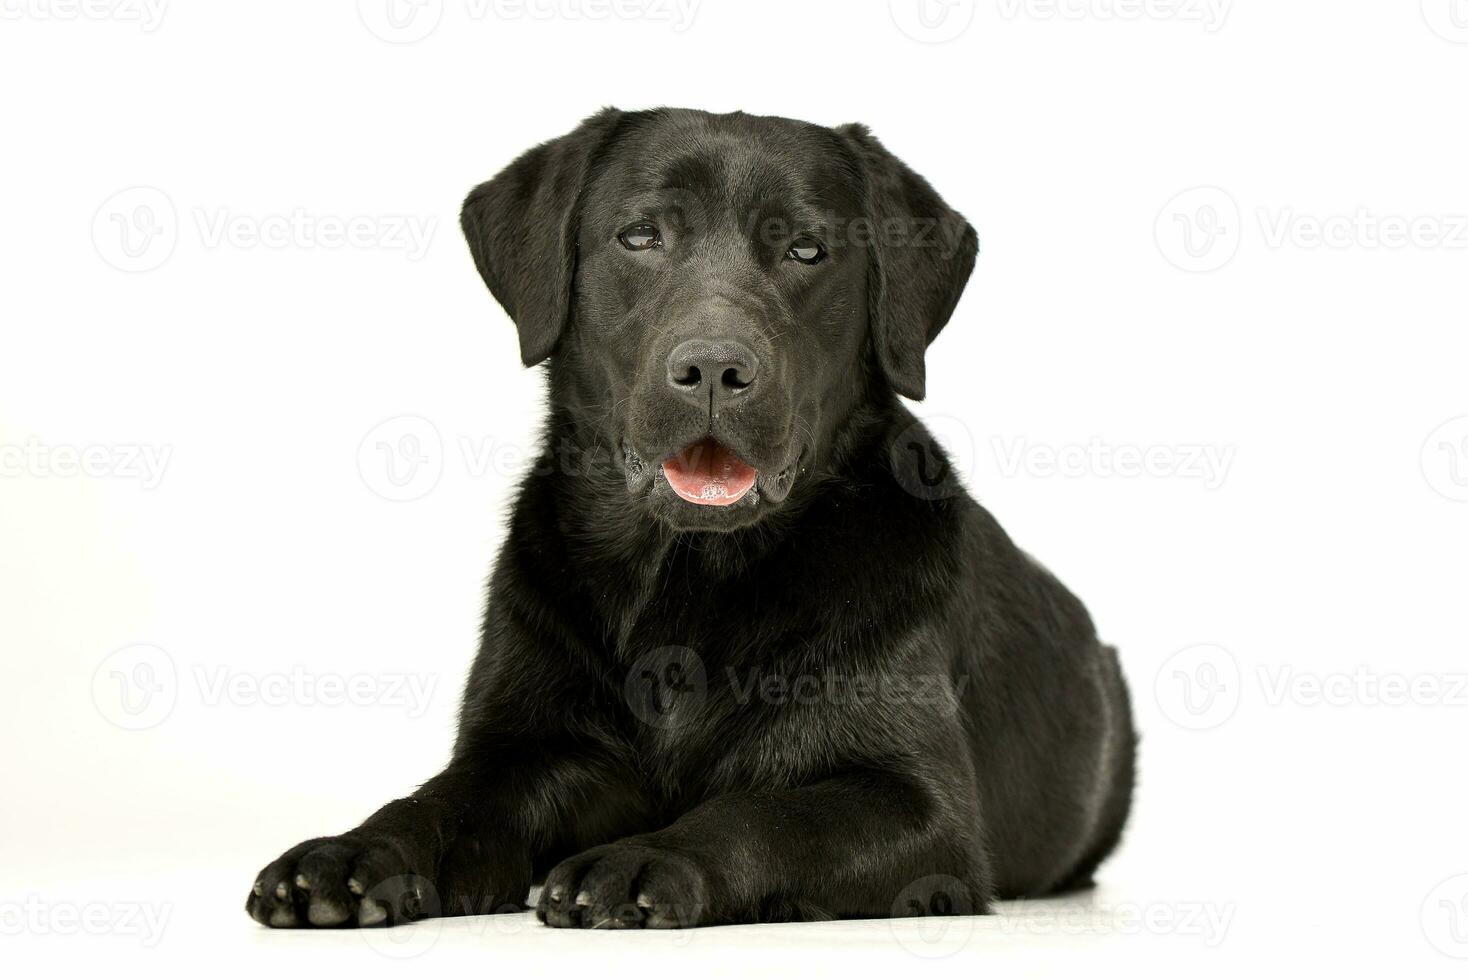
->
[308,896,350,926]
[548,886,563,903]
[636,894,653,908]
[357,897,388,927]
[253,881,263,897]
[274,881,289,900]
[574,891,591,907]
[347,877,364,896]
[294,874,310,890]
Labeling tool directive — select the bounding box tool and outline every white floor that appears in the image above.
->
[4,862,1457,978]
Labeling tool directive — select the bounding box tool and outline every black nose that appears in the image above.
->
[666,338,759,408]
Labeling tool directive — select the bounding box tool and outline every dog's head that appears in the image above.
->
[462,108,976,532]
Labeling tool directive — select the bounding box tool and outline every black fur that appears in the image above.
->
[245,107,1135,931]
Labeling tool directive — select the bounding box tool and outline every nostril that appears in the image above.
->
[722,366,751,391]
[668,339,759,398]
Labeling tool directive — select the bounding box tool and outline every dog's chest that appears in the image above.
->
[598,552,860,803]
[616,641,845,806]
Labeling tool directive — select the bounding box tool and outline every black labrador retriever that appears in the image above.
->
[246,107,1136,930]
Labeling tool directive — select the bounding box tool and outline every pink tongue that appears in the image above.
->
[662,438,758,506]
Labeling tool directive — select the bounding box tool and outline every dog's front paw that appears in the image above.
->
[537,841,711,929]
[246,835,431,928]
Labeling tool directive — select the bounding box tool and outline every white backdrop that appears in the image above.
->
[3,1,1467,976]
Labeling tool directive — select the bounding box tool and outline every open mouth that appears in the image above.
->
[661,438,758,506]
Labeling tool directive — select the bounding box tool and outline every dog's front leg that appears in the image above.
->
[245,741,622,927]
[537,768,988,928]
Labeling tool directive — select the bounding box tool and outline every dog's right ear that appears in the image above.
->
[836,123,977,402]
[460,108,624,367]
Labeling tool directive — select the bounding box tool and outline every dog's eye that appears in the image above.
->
[786,237,826,264]
[618,222,662,251]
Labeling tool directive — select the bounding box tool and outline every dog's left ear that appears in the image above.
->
[837,124,978,401]
[461,108,625,366]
